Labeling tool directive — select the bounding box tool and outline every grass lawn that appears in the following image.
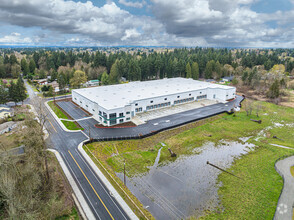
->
[48,101,82,131]
[61,120,81,130]
[85,100,294,219]
[48,101,68,119]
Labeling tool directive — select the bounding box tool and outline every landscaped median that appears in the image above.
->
[47,101,82,131]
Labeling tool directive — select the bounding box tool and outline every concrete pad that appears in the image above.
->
[133,99,217,123]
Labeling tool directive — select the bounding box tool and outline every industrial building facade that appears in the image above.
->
[72,78,236,126]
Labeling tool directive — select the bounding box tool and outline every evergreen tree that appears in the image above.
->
[0,85,9,105]
[29,59,36,74]
[191,62,199,79]
[21,58,29,76]
[9,81,20,105]
[185,63,192,78]
[267,80,280,99]
[109,60,120,84]
[16,76,27,104]
[128,59,141,81]
[101,72,109,85]
[57,72,66,91]
[205,60,215,79]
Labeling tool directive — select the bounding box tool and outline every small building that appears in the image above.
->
[48,81,60,93]
[206,79,216,83]
[35,79,48,86]
[84,80,100,87]
[222,76,234,82]
[0,107,13,119]
[72,78,236,126]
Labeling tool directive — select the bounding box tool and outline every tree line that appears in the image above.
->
[0,76,26,105]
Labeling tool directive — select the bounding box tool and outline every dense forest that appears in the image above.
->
[0,47,293,103]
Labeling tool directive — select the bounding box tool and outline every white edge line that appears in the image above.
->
[78,141,140,220]
[74,148,128,220]
[48,149,96,220]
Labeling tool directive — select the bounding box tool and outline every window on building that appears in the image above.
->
[86,105,88,107]
[109,113,116,119]
[110,120,116,125]
[119,119,124,123]
[119,113,124,117]
[92,109,95,112]
[80,101,82,103]
[189,94,191,96]
[75,98,77,100]
[177,96,180,98]
[150,100,153,103]
[99,111,102,115]
[126,117,130,120]
[200,92,202,94]
[164,98,167,100]
[126,111,130,114]
[135,103,138,106]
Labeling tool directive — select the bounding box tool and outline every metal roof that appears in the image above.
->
[72,78,235,110]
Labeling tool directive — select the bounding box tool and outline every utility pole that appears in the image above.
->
[124,160,126,186]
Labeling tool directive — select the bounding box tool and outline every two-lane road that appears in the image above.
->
[25,81,130,220]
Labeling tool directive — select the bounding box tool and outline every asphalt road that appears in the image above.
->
[25,82,130,220]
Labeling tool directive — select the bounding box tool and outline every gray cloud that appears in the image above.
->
[0,0,293,47]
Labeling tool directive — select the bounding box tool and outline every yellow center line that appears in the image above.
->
[68,150,115,220]
[47,118,57,132]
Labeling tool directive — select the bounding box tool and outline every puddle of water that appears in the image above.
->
[117,140,255,220]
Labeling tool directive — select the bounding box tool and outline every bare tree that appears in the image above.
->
[29,97,50,181]
[243,99,253,116]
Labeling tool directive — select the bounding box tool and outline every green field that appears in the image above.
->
[86,100,294,219]
[48,101,81,131]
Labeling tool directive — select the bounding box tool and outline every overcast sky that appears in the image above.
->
[0,0,294,47]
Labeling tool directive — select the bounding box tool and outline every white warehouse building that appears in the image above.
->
[72,78,236,126]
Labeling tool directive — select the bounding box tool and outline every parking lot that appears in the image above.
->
[53,96,243,140]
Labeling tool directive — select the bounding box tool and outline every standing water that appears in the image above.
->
[117,140,255,219]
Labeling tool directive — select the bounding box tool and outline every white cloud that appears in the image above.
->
[118,0,146,8]
[0,33,32,45]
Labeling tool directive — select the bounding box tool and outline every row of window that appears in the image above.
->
[174,97,194,105]
[146,102,171,111]
[197,95,207,99]
[135,107,143,112]
[145,93,196,104]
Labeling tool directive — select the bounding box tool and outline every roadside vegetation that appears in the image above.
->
[86,100,294,219]
[47,101,81,131]
[0,115,79,219]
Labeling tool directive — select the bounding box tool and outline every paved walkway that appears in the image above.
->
[274,156,294,220]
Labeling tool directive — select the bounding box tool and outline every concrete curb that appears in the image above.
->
[78,141,139,220]
[44,101,81,133]
[48,149,95,220]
